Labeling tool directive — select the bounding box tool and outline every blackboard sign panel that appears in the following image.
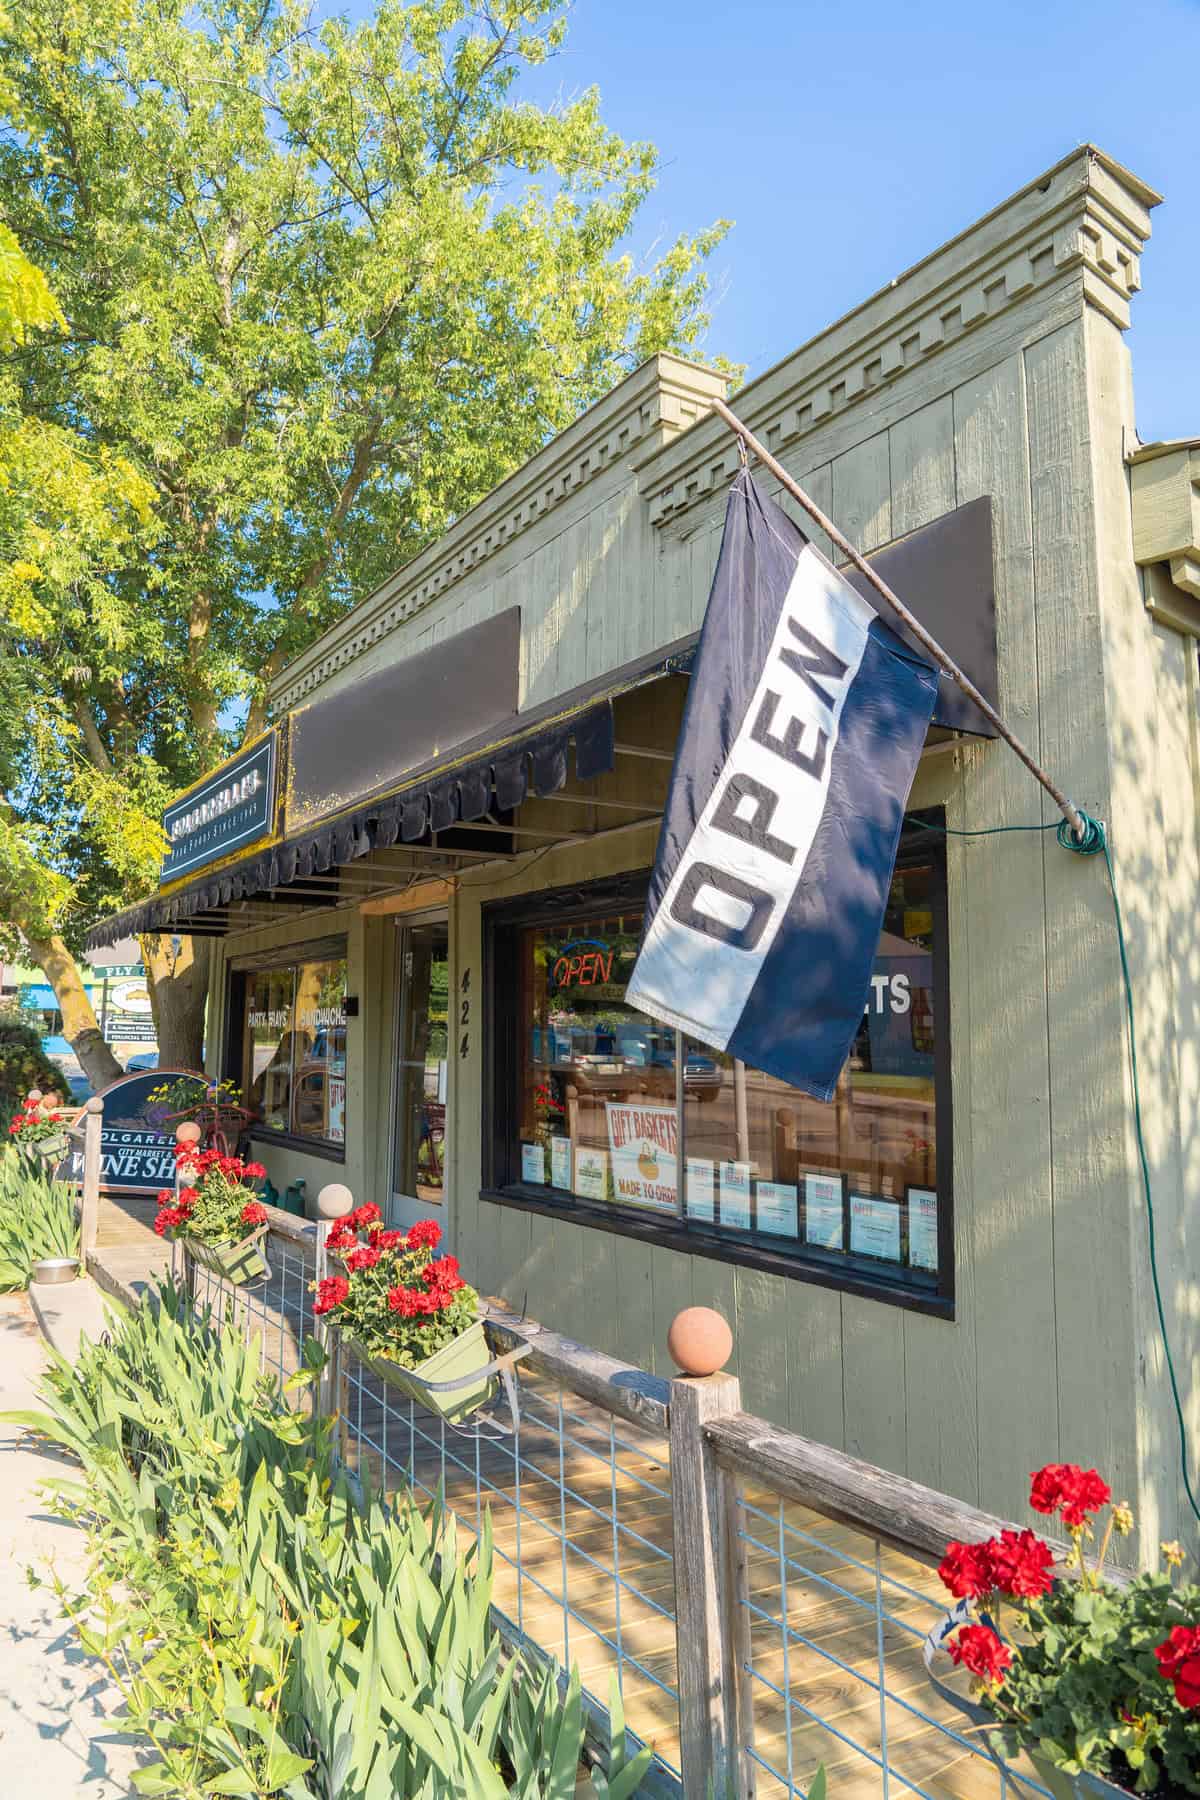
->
[56,1068,209,1195]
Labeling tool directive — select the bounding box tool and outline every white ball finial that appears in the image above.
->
[317,1183,355,1219]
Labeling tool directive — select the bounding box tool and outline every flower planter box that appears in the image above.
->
[924,1609,1138,1800]
[343,1319,496,1427]
[185,1233,268,1286]
[23,1132,69,1162]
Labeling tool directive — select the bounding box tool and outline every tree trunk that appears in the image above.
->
[26,932,125,1090]
[141,932,211,1071]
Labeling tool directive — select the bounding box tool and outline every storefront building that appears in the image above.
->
[90,146,1200,1553]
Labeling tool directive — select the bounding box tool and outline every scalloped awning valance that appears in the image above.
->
[85,634,696,949]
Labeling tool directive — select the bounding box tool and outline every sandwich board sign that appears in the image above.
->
[56,1068,208,1195]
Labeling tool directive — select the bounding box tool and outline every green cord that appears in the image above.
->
[916,807,1200,1529]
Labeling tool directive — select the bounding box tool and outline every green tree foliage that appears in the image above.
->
[0,0,731,1074]
[0,1011,68,1126]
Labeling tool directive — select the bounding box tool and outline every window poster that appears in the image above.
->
[719,1161,752,1230]
[686,1157,715,1221]
[521,1141,546,1184]
[328,1075,346,1143]
[756,1180,799,1238]
[605,1101,678,1212]
[550,1135,572,1191]
[804,1174,844,1250]
[849,1193,902,1263]
[907,1188,939,1272]
[575,1147,611,1203]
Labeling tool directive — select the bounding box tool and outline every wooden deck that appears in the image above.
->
[158,1240,1028,1800]
[337,1364,1013,1800]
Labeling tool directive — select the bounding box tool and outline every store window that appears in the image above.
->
[485,826,950,1307]
[237,951,348,1150]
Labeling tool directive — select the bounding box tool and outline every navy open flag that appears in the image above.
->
[626,470,939,1102]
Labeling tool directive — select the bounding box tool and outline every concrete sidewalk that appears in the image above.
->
[0,1291,144,1793]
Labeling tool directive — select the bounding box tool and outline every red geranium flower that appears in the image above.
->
[370,1228,405,1251]
[938,1540,995,1600]
[949,1624,1011,1685]
[423,1254,462,1290]
[244,1161,266,1178]
[313,1276,350,1316]
[407,1218,442,1250]
[1156,1626,1200,1709]
[345,1245,381,1272]
[240,1201,267,1226]
[347,1202,382,1228]
[1029,1463,1111,1529]
[985,1529,1055,1599]
[326,1222,356,1251]
[388,1283,439,1317]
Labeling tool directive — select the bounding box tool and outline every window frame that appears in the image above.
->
[224,944,349,1161]
[481,815,954,1319]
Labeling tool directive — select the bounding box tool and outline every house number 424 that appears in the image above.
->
[459,967,471,1059]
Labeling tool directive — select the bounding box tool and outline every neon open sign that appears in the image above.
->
[550,939,614,990]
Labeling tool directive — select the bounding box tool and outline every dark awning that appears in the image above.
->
[86,490,996,949]
[85,635,695,949]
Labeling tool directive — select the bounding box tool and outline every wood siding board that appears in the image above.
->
[619,483,655,671]
[841,1295,908,1473]
[1140,623,1195,1549]
[779,1283,845,1452]
[733,1267,789,1425]
[950,351,1058,1516]
[1079,310,1179,1549]
[888,397,957,538]
[1026,320,1135,1504]
[830,431,893,555]
[584,494,624,684]
[608,1234,655,1371]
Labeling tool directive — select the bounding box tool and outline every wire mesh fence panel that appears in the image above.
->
[180,1227,319,1402]
[333,1339,683,1782]
[734,1485,1051,1800]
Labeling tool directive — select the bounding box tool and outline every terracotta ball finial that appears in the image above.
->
[175,1120,203,1146]
[317,1182,355,1220]
[667,1306,733,1377]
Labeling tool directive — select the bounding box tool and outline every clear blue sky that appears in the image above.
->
[351,0,1199,444]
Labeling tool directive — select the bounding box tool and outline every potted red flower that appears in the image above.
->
[925,1463,1200,1798]
[312,1208,493,1425]
[9,1096,69,1162]
[153,1146,270,1285]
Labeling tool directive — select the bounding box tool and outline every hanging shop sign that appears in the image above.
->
[56,1068,208,1194]
[160,732,277,885]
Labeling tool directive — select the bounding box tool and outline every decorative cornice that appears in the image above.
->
[270,353,728,712]
[1130,438,1200,609]
[639,146,1159,531]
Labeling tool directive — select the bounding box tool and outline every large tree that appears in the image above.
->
[0,0,730,1082]
[0,223,157,1086]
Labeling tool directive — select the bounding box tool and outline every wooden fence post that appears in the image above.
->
[79,1096,103,1261]
[670,1369,751,1799]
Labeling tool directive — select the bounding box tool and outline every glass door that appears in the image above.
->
[390,919,449,1229]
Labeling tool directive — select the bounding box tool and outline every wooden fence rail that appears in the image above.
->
[178,1214,1053,1800]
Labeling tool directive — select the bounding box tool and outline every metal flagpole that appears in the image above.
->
[708,395,1087,843]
